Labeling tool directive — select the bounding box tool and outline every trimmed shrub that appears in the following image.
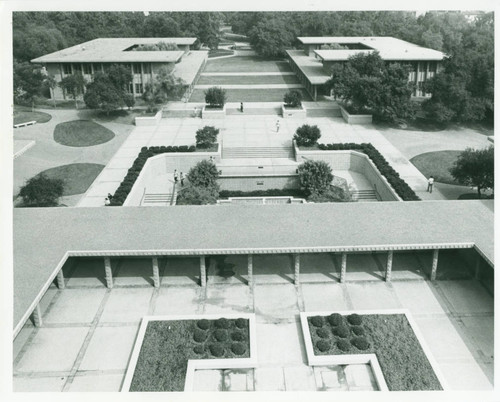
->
[19,173,64,207]
[196,126,219,149]
[283,90,302,108]
[209,343,225,357]
[231,331,245,342]
[205,86,227,108]
[197,319,210,330]
[347,314,362,326]
[214,329,228,342]
[193,345,204,355]
[316,339,330,352]
[351,336,370,351]
[186,159,220,189]
[337,339,351,352]
[310,316,324,328]
[335,325,350,338]
[293,124,321,147]
[214,318,231,329]
[352,326,365,336]
[235,318,247,329]
[316,328,330,339]
[327,313,343,326]
[193,329,208,343]
[297,160,333,196]
[231,342,246,356]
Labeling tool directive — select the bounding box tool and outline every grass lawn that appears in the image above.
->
[208,49,235,58]
[54,120,115,147]
[39,163,105,195]
[308,314,442,391]
[410,150,461,184]
[204,56,292,73]
[13,106,52,125]
[130,318,250,392]
[189,88,312,103]
[197,74,300,85]
[89,108,150,125]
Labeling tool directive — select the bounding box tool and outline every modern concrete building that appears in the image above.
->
[287,37,445,100]
[31,38,207,99]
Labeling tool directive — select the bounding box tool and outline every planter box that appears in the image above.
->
[340,105,372,124]
[202,105,226,119]
[135,110,162,126]
[282,104,306,119]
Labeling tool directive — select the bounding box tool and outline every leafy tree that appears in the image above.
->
[293,125,321,147]
[13,61,45,110]
[19,173,64,207]
[107,64,133,91]
[204,87,226,108]
[142,68,186,110]
[84,73,124,115]
[283,90,302,108]
[196,126,219,149]
[297,160,333,196]
[187,159,220,189]
[449,146,494,197]
[123,93,135,110]
[59,74,86,108]
[320,43,347,50]
[44,74,58,108]
[176,186,218,205]
[13,24,67,62]
[248,16,295,57]
[133,41,178,51]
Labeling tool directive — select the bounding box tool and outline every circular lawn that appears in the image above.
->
[54,120,115,147]
[38,163,105,196]
[14,107,52,125]
[410,150,461,185]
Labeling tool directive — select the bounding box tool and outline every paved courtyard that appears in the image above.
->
[13,254,493,392]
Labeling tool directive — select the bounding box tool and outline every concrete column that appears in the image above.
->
[104,257,113,289]
[32,303,43,327]
[294,254,300,285]
[200,256,206,287]
[430,249,439,281]
[247,254,253,286]
[385,251,393,282]
[56,269,65,289]
[340,253,347,283]
[152,257,160,288]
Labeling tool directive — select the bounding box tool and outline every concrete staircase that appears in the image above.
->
[141,192,175,206]
[226,106,281,116]
[351,190,378,202]
[222,146,295,159]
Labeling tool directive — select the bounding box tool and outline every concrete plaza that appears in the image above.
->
[13,254,493,392]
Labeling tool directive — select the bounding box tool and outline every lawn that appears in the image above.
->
[54,120,115,147]
[189,88,312,103]
[130,318,250,392]
[308,314,442,391]
[13,106,52,125]
[39,163,105,196]
[197,74,300,85]
[203,56,292,73]
[208,49,235,58]
[410,150,461,184]
[89,108,151,125]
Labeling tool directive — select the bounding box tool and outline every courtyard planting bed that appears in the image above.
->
[301,311,444,391]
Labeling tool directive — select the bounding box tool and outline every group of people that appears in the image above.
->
[104,193,113,206]
[173,170,184,186]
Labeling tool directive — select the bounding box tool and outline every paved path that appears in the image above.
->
[194,84,304,89]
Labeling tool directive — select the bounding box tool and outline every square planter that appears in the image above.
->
[202,105,226,119]
[135,110,162,126]
[340,105,372,124]
[282,104,306,119]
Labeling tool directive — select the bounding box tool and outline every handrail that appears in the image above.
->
[170,182,177,206]
[140,187,146,206]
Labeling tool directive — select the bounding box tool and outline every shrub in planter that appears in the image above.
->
[351,336,370,351]
[197,319,210,330]
[193,328,208,343]
[337,339,351,352]
[297,160,333,196]
[327,313,343,326]
[209,343,225,357]
[187,159,220,189]
[231,342,246,356]
[205,86,227,108]
[316,328,330,339]
[196,126,219,149]
[235,318,247,329]
[293,124,321,147]
[352,326,365,336]
[214,329,228,342]
[214,318,231,329]
[347,313,362,326]
[310,316,324,328]
[335,325,350,338]
[193,345,204,355]
[283,90,302,108]
[231,331,245,342]
[316,339,331,352]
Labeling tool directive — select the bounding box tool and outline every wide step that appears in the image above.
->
[351,190,378,202]
[142,193,172,206]
[223,146,294,159]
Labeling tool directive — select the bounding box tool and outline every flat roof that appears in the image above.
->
[172,51,209,84]
[31,38,197,63]
[285,50,331,85]
[13,200,493,335]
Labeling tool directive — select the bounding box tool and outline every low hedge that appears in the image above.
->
[317,143,420,201]
[218,188,308,199]
[109,145,196,206]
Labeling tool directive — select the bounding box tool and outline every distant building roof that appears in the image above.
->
[31,37,197,63]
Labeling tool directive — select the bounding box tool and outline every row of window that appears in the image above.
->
[62,63,153,76]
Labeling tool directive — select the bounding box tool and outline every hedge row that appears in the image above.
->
[317,143,420,201]
[109,145,196,206]
[219,188,308,198]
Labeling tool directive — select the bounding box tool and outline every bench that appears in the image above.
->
[14,120,37,128]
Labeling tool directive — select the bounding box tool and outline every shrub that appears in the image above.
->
[231,331,245,342]
[297,160,333,196]
[337,339,351,352]
[283,90,302,108]
[197,319,210,330]
[231,342,246,356]
[347,314,362,326]
[293,124,321,147]
[214,329,228,342]
[235,318,247,329]
[196,126,219,149]
[209,343,225,357]
[310,316,324,328]
[214,318,231,329]
[351,336,370,350]
[19,173,64,207]
[316,339,330,352]
[335,325,350,338]
[327,313,343,326]
[193,329,208,343]
[205,86,226,108]
[193,345,204,355]
[308,186,349,203]
[316,328,330,339]
[352,326,365,336]
[186,159,220,189]
[175,185,218,205]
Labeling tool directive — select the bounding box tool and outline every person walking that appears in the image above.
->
[174,169,179,184]
[240,102,244,113]
[427,176,434,193]
[276,119,280,133]
[180,172,184,186]
[104,197,110,206]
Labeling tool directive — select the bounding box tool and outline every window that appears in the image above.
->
[429,62,437,73]
[83,64,92,74]
[133,63,141,74]
[142,63,151,74]
[63,64,72,75]
[93,63,103,72]
[135,83,143,93]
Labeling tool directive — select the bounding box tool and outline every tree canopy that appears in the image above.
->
[83,72,125,115]
[449,146,494,197]
[19,173,64,207]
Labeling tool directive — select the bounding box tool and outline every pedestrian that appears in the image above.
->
[240,102,244,113]
[107,193,113,201]
[427,176,434,193]
[174,169,179,184]
[104,197,110,206]
[276,119,280,133]
[180,172,184,186]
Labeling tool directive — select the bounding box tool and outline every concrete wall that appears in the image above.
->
[282,105,306,119]
[219,175,299,191]
[340,106,373,124]
[135,110,162,126]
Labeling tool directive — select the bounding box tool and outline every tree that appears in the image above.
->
[59,74,86,108]
[176,186,218,205]
[283,90,302,108]
[187,159,220,189]
[248,16,295,57]
[133,41,178,51]
[293,125,321,147]
[297,160,333,196]
[205,87,226,108]
[13,61,45,110]
[84,73,124,115]
[142,68,186,111]
[196,126,219,149]
[107,64,133,92]
[449,146,494,197]
[123,93,135,110]
[44,74,58,108]
[19,173,64,207]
